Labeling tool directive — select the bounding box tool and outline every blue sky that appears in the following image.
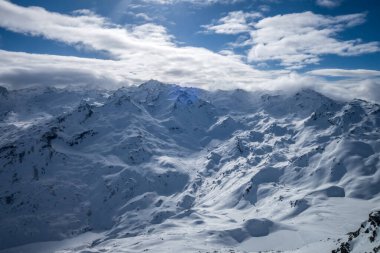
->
[0,0,379,101]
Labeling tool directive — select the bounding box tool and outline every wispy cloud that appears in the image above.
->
[134,13,153,21]
[203,11,262,35]
[316,0,343,8]
[308,68,380,78]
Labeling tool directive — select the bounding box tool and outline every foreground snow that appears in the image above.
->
[0,81,379,252]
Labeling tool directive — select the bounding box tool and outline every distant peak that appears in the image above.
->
[294,88,323,97]
[43,86,59,93]
[293,88,335,103]
[139,79,165,88]
[0,86,8,97]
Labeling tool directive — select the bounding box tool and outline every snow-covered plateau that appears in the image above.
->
[0,80,379,253]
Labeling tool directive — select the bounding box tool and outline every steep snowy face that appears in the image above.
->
[0,82,379,253]
[0,86,109,144]
[331,210,380,253]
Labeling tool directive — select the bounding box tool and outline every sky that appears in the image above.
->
[0,0,379,101]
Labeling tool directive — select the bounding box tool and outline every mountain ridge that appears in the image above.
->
[0,81,379,252]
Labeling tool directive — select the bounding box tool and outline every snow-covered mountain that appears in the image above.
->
[0,81,379,253]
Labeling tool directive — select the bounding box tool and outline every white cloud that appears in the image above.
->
[129,23,175,46]
[258,5,271,12]
[0,1,379,103]
[308,68,380,77]
[1,49,379,103]
[316,0,343,8]
[247,12,379,69]
[0,49,292,92]
[0,1,279,90]
[203,11,262,35]
[0,50,126,89]
[307,68,380,102]
[0,1,177,57]
[317,77,380,103]
[203,11,379,69]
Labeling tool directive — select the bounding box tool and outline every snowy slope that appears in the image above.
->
[330,210,380,253]
[0,80,379,252]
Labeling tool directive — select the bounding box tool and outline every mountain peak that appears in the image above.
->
[0,86,8,97]
[139,79,167,89]
[294,88,329,100]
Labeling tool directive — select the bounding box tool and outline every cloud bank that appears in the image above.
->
[0,1,379,103]
[0,0,274,90]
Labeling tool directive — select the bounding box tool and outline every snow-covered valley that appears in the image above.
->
[0,80,379,253]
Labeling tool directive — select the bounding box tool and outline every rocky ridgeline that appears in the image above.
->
[333,210,380,253]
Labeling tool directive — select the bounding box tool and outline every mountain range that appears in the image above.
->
[0,80,379,253]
